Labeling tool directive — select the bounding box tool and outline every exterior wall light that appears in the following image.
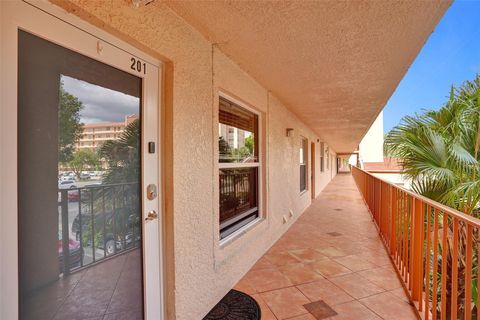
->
[286,128,294,137]
[131,0,154,8]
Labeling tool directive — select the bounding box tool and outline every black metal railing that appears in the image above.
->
[219,168,258,226]
[58,182,140,275]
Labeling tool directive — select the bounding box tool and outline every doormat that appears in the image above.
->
[203,289,261,320]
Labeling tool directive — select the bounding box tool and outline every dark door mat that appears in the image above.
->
[203,289,261,320]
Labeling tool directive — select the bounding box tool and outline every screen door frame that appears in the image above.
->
[0,1,164,319]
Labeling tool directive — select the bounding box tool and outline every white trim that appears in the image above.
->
[219,217,264,247]
[219,162,260,169]
[25,0,160,67]
[219,207,258,230]
[217,91,264,240]
[0,2,164,319]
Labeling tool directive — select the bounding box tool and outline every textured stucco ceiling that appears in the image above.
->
[163,0,450,153]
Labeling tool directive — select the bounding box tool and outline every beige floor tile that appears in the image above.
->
[252,293,277,320]
[330,274,384,299]
[358,266,403,290]
[297,279,354,306]
[389,288,410,303]
[278,263,324,285]
[327,300,381,320]
[287,314,316,320]
[251,256,275,271]
[289,248,329,263]
[316,246,350,258]
[359,291,418,319]
[266,252,302,266]
[333,254,378,272]
[234,276,256,295]
[308,259,353,278]
[245,268,293,293]
[261,287,310,319]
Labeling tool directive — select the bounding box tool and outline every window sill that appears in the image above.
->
[219,217,265,248]
[300,189,308,196]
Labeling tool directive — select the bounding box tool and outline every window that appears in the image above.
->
[320,142,325,172]
[218,96,260,239]
[326,146,330,169]
[300,137,308,192]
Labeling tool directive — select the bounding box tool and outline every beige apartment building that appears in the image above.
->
[0,1,451,320]
[77,114,138,151]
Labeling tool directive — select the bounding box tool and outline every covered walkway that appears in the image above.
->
[235,174,417,320]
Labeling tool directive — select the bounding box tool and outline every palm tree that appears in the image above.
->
[385,76,480,215]
[385,75,480,318]
[99,119,140,184]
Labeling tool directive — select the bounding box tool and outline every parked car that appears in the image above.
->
[67,190,80,201]
[72,206,141,256]
[58,180,77,189]
[58,234,83,271]
[80,172,91,180]
[60,176,75,182]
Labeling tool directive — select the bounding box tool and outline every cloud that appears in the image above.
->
[61,75,140,124]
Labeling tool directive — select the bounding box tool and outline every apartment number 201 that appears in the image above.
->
[130,57,146,74]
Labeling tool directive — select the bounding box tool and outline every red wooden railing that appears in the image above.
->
[352,166,480,320]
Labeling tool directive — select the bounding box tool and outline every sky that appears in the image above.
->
[383,0,480,133]
[61,75,139,124]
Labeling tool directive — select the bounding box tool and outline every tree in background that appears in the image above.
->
[244,135,254,155]
[58,81,84,163]
[68,149,100,179]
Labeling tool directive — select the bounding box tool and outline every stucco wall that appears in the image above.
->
[50,1,337,319]
[359,111,384,163]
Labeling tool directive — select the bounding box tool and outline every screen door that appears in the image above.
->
[17,29,160,320]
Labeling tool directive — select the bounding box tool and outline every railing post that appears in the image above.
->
[411,198,423,301]
[390,185,396,256]
[60,189,70,275]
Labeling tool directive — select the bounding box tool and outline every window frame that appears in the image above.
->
[326,145,330,170]
[320,142,325,172]
[218,93,263,241]
[300,136,308,193]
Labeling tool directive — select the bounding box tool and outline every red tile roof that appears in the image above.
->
[363,158,402,172]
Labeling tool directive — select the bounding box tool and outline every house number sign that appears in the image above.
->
[130,57,146,74]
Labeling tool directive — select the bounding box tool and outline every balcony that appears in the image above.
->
[235,173,417,319]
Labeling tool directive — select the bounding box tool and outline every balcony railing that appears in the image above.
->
[352,166,480,320]
[58,182,141,275]
[219,168,258,238]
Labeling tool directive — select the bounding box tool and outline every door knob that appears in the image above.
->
[145,210,158,221]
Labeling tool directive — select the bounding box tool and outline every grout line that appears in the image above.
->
[102,253,131,317]
[252,293,279,320]
[51,266,89,319]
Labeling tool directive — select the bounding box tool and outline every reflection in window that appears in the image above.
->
[300,137,308,192]
[219,97,258,163]
[218,97,260,239]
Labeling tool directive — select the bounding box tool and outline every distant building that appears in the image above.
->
[76,114,138,152]
[349,112,411,188]
[219,125,246,149]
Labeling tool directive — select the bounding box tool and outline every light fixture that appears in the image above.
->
[286,128,294,137]
[131,0,154,8]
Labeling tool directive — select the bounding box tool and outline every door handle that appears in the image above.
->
[145,210,158,221]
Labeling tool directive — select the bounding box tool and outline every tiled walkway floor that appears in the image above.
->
[235,174,417,320]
